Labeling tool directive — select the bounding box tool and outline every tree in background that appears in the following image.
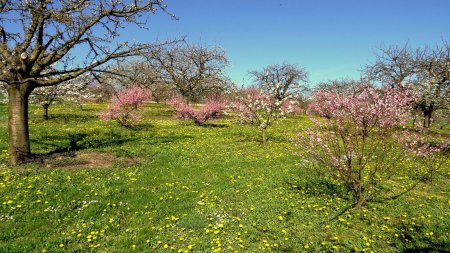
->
[108,60,173,103]
[365,44,418,88]
[229,86,297,144]
[250,63,308,101]
[168,93,226,125]
[366,42,450,128]
[145,43,229,103]
[403,130,449,183]
[29,73,104,119]
[414,44,450,128]
[298,85,414,208]
[0,0,173,164]
[99,86,152,128]
[30,82,81,120]
[315,78,362,95]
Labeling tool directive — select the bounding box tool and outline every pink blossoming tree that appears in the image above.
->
[298,85,414,208]
[99,87,152,127]
[229,86,298,144]
[404,130,449,183]
[168,93,226,125]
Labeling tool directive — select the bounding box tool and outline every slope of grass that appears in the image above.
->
[0,102,449,252]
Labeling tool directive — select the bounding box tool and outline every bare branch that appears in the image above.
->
[250,63,309,101]
[144,42,229,103]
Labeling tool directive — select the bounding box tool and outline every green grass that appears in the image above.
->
[0,102,449,252]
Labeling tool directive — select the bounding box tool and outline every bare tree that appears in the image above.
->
[145,43,229,103]
[107,60,173,103]
[367,42,450,128]
[250,63,308,101]
[415,44,450,128]
[314,78,363,95]
[365,44,417,88]
[0,0,173,164]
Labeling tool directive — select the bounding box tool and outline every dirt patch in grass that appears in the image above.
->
[42,152,140,170]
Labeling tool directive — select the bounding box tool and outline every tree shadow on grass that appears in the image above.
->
[31,113,98,124]
[126,123,154,131]
[286,169,348,199]
[199,122,229,128]
[148,135,193,144]
[368,182,421,204]
[32,132,134,160]
[401,241,450,253]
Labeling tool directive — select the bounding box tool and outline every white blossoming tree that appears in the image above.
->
[229,86,297,144]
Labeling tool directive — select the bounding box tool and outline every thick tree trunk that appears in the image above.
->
[7,84,33,165]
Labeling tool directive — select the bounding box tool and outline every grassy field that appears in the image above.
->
[0,102,449,252]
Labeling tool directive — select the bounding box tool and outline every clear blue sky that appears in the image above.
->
[125,0,450,86]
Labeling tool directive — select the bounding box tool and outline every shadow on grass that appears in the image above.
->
[32,132,133,160]
[369,182,421,204]
[32,113,98,122]
[287,173,348,199]
[146,134,194,145]
[200,122,229,128]
[401,242,450,253]
[32,128,193,161]
[126,123,154,131]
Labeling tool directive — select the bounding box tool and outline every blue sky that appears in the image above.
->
[115,1,449,85]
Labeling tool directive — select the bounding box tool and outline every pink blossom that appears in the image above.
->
[99,86,152,127]
[308,86,414,130]
[297,85,416,208]
[168,93,226,125]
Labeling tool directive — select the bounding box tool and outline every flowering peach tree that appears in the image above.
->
[298,85,414,208]
[404,130,449,183]
[229,86,297,144]
[168,94,226,125]
[99,87,152,127]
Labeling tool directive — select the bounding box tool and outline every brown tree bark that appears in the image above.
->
[261,128,267,144]
[423,107,433,128]
[42,103,49,120]
[7,84,34,165]
[0,0,173,164]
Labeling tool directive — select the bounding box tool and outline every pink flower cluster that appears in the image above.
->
[99,86,152,127]
[308,86,414,130]
[168,94,226,125]
[229,87,273,123]
[112,86,153,109]
[298,85,416,207]
[404,130,450,157]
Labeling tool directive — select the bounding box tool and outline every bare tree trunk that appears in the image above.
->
[423,111,432,128]
[422,105,434,128]
[261,128,267,144]
[7,84,33,165]
[43,103,49,120]
[352,187,366,209]
[153,95,160,104]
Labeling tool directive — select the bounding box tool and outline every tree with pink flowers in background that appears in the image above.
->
[403,130,449,183]
[168,93,226,126]
[297,84,415,208]
[99,87,152,128]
